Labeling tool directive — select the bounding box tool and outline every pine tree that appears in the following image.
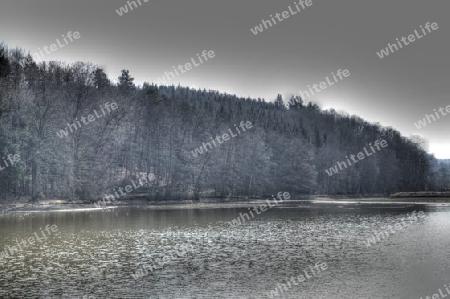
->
[118,69,135,93]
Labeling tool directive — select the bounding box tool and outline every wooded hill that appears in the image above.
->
[0,44,447,202]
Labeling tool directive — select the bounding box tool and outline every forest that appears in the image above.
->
[0,43,448,202]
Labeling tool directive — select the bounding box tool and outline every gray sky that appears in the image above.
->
[1,0,449,158]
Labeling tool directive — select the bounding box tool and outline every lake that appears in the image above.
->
[0,201,450,298]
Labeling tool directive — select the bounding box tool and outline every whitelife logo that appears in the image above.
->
[421,283,450,299]
[31,31,81,61]
[191,121,253,158]
[250,0,313,35]
[94,173,156,208]
[0,153,20,172]
[116,0,149,16]
[228,192,290,226]
[0,225,58,260]
[363,211,425,247]
[376,22,439,59]
[298,69,350,101]
[265,262,328,297]
[325,140,388,176]
[56,102,118,138]
[414,105,450,129]
[156,50,215,86]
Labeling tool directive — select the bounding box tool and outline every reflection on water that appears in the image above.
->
[0,202,450,298]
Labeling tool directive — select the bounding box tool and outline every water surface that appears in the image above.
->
[0,201,449,298]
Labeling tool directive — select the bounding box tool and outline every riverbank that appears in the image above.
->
[320,197,450,203]
[1,195,450,213]
[390,191,450,198]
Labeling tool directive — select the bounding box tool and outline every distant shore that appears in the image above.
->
[390,191,450,198]
[1,194,450,213]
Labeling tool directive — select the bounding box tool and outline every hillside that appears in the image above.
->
[0,43,447,201]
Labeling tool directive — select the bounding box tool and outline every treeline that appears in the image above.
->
[0,43,447,201]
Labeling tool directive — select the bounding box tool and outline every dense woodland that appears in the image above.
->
[0,44,448,202]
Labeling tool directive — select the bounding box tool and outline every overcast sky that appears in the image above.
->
[0,0,449,158]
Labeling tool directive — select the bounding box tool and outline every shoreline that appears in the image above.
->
[2,196,450,213]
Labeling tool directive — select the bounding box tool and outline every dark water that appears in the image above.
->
[0,201,450,298]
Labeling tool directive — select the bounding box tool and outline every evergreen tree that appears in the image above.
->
[118,69,135,93]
